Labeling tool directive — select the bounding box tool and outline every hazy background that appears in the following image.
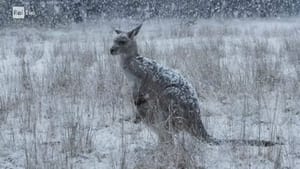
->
[0,1,300,169]
[1,0,300,27]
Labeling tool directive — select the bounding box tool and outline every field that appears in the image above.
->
[0,18,300,169]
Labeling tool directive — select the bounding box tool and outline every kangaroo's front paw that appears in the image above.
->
[134,96,147,106]
[133,115,142,124]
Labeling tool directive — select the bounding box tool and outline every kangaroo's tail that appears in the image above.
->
[207,138,284,146]
[194,118,283,146]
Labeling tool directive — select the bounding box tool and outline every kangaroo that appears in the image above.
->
[110,24,282,146]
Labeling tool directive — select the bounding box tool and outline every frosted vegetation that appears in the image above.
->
[0,18,300,168]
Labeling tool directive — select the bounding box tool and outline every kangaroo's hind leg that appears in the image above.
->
[158,86,212,143]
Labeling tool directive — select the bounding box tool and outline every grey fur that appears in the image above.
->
[110,24,282,146]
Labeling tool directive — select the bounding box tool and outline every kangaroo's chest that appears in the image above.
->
[123,68,141,88]
[123,57,153,89]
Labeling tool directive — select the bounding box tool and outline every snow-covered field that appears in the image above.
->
[0,18,300,169]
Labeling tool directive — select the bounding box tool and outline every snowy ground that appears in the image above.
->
[0,18,300,169]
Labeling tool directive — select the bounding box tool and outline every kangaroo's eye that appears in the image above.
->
[118,41,127,45]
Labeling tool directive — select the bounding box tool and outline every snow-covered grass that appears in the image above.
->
[0,18,300,169]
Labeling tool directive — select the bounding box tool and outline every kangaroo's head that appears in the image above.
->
[110,24,142,57]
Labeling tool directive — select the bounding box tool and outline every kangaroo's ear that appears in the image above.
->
[128,24,142,39]
[115,29,123,34]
